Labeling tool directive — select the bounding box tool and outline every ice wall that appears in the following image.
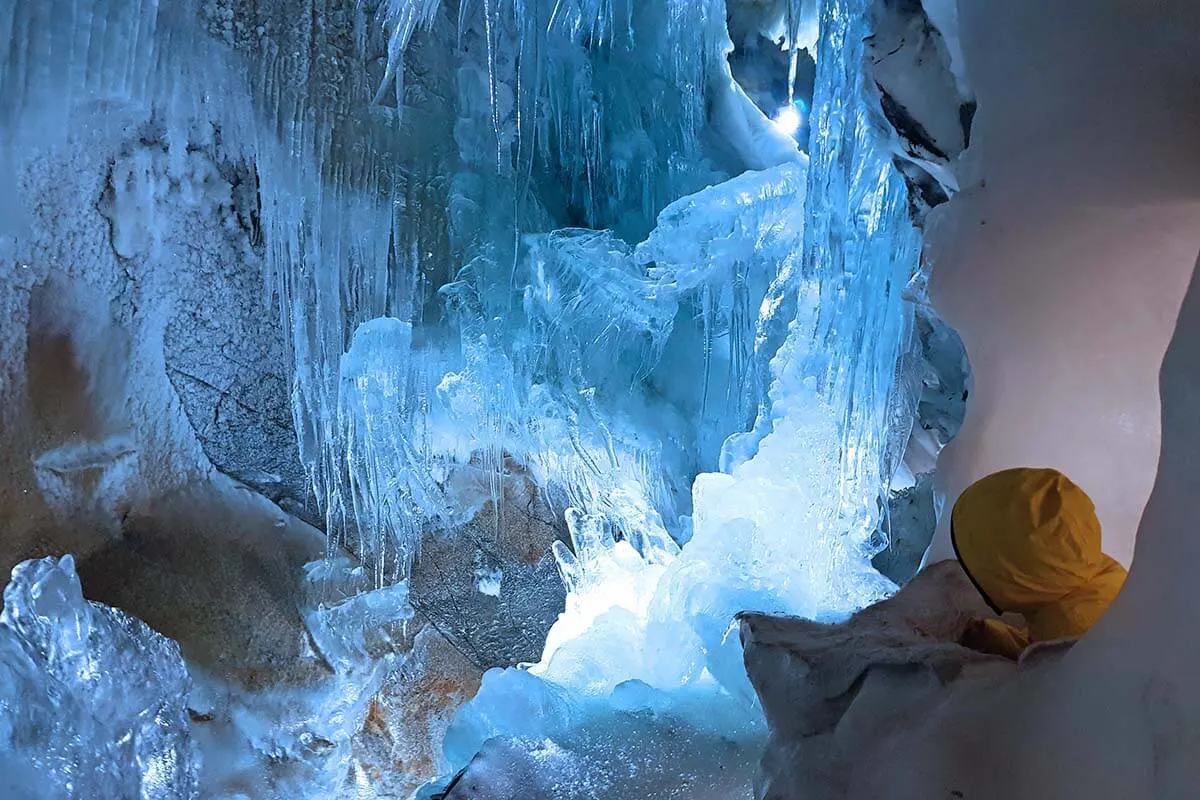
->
[925,0,1200,567]
[2,0,925,794]
[742,3,1200,798]
[268,0,753,580]
[0,4,435,795]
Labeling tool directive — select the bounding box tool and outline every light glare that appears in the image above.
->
[772,105,802,137]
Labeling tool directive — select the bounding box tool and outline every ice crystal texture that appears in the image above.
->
[0,556,198,800]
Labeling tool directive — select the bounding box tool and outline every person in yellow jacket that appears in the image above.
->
[950,467,1128,659]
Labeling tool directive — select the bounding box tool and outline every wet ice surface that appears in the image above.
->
[431,668,765,799]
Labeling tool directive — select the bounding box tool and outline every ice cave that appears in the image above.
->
[2,0,1199,797]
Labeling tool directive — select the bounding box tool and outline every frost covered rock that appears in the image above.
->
[91,119,312,524]
[410,464,569,670]
[0,555,199,800]
[874,472,938,583]
[350,626,484,796]
[30,436,139,529]
[874,300,969,584]
[156,140,311,522]
[866,0,975,218]
[174,533,418,799]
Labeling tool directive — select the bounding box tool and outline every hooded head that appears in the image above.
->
[951,468,1127,643]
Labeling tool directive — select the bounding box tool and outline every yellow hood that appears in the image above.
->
[951,468,1127,644]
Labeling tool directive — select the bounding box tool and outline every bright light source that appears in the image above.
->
[772,104,802,137]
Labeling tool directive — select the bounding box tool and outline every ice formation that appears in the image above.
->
[2,0,931,795]
[430,0,920,790]
[0,556,198,799]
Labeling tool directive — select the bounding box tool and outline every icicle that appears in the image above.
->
[699,283,714,423]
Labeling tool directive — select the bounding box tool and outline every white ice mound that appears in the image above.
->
[0,555,199,800]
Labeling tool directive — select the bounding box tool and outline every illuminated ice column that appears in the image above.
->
[925,0,1200,567]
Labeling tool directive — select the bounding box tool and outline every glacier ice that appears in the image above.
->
[303,556,415,673]
[550,0,916,687]
[268,0,776,581]
[437,677,764,799]
[1,0,927,793]
[0,556,199,800]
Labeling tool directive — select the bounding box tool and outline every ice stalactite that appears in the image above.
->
[0,3,435,794]
[2,0,927,793]
[300,0,746,584]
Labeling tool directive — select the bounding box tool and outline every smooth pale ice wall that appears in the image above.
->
[925,0,1200,567]
[862,234,1200,796]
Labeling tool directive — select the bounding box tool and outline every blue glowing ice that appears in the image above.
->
[1,0,921,794]
[425,0,922,792]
